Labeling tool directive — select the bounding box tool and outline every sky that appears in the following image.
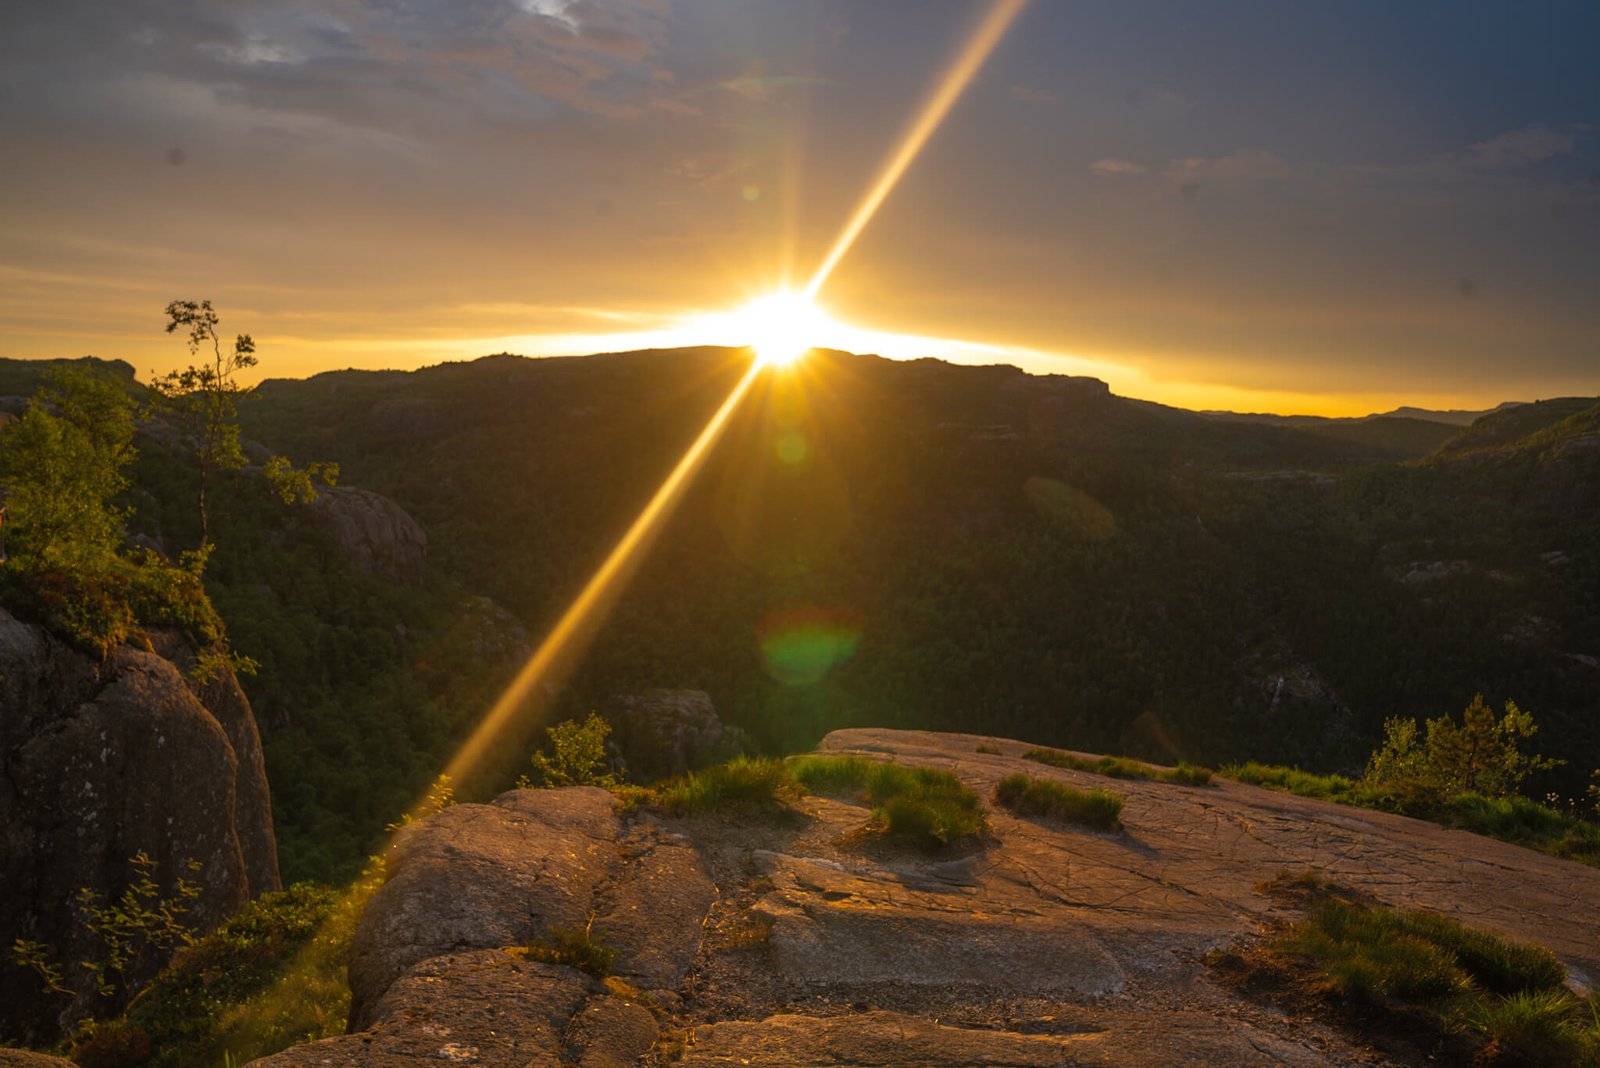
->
[2,0,1597,415]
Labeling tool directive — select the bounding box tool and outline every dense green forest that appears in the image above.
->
[3,351,1596,884]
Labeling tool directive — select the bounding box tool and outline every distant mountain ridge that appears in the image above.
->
[1200,400,1526,427]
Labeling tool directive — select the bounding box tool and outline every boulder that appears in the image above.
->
[603,689,746,780]
[306,486,427,583]
[347,787,716,1031]
[0,609,280,1045]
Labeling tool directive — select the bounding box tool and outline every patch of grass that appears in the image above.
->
[975,744,1000,755]
[1219,761,1372,802]
[787,755,987,848]
[880,792,985,847]
[994,774,1123,830]
[787,753,878,797]
[1218,764,1600,869]
[526,924,616,979]
[1024,747,1214,787]
[1273,895,1597,1065]
[649,756,796,816]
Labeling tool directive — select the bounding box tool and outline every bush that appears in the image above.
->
[1365,695,1561,801]
[522,712,618,789]
[994,774,1123,830]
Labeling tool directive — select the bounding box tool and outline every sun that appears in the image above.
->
[730,291,829,367]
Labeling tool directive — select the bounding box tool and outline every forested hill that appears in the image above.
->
[238,348,1598,769]
[3,350,1595,884]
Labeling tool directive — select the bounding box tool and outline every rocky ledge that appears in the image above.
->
[255,729,1600,1067]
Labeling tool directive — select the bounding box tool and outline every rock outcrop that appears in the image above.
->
[602,689,747,780]
[0,609,280,1045]
[255,729,1600,1067]
[306,486,427,583]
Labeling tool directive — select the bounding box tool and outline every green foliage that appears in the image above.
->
[1367,695,1562,801]
[526,924,616,979]
[994,773,1124,830]
[0,366,134,562]
[11,853,202,1007]
[1023,748,1213,786]
[650,756,795,816]
[522,713,619,789]
[262,456,339,505]
[67,883,342,1068]
[879,792,985,847]
[384,775,456,832]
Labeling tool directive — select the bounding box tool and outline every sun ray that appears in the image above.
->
[436,359,763,790]
[804,0,1029,299]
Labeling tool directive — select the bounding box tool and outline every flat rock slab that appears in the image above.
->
[756,852,1128,995]
[822,729,1600,988]
[680,1010,1332,1067]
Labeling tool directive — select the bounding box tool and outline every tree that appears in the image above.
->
[0,365,135,563]
[1364,695,1562,800]
[152,300,257,549]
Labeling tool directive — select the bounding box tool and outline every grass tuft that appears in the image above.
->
[526,924,616,979]
[1024,748,1213,786]
[786,754,986,848]
[994,774,1123,830]
[650,756,796,816]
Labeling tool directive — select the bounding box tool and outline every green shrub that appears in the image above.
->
[1365,695,1561,801]
[526,925,616,979]
[1024,748,1214,787]
[522,712,618,789]
[994,774,1123,830]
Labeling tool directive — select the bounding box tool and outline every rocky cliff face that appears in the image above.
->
[306,486,427,583]
[254,729,1599,1067]
[0,609,280,1045]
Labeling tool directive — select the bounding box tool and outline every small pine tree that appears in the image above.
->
[1365,695,1561,801]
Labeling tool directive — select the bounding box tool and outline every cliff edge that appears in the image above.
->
[255,728,1599,1066]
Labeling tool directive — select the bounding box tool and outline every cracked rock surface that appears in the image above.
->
[255,729,1600,1066]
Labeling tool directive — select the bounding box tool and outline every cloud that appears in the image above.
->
[1090,158,1145,177]
[1165,149,1290,195]
[1461,126,1575,170]
[1351,124,1582,185]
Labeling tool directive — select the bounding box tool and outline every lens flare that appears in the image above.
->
[757,605,865,686]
